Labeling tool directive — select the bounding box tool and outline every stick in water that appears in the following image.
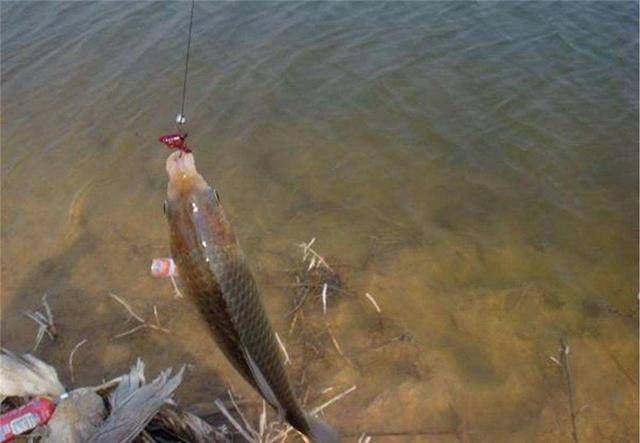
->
[108,292,146,323]
[214,398,254,443]
[275,332,291,365]
[69,339,88,383]
[364,292,382,313]
[322,283,328,315]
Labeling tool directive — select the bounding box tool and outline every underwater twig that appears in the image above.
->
[364,292,381,313]
[109,294,171,339]
[24,293,57,351]
[550,339,579,443]
[153,306,161,327]
[148,324,171,333]
[321,283,328,315]
[42,293,55,331]
[275,332,291,365]
[113,324,148,340]
[68,339,87,383]
[215,383,356,443]
[287,286,311,316]
[24,312,49,351]
[310,385,356,414]
[227,389,260,440]
[90,376,124,393]
[214,398,254,443]
[169,275,184,298]
[108,292,146,324]
[297,238,332,272]
[271,385,357,442]
[325,324,344,357]
[273,283,352,296]
[259,400,267,441]
[288,310,300,335]
[148,306,172,333]
[602,347,637,386]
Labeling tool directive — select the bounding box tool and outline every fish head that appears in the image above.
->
[164,151,235,246]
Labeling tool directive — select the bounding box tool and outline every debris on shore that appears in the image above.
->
[1,239,362,442]
[0,349,355,443]
[0,350,238,443]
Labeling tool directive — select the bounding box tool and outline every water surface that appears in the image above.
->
[1,2,638,441]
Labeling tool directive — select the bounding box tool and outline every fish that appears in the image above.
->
[163,151,339,443]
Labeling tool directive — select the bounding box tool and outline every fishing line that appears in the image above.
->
[177,0,195,129]
[160,0,195,153]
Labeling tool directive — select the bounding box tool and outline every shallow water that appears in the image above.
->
[1,2,638,441]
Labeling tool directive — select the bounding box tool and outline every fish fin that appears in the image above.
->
[305,414,339,443]
[242,347,285,418]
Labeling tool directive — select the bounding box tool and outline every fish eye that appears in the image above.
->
[163,200,168,215]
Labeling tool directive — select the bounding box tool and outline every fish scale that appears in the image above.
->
[168,208,258,393]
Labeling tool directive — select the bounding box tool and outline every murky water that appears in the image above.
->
[1,2,638,441]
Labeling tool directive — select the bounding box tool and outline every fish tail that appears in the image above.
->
[287,409,339,443]
[305,413,339,443]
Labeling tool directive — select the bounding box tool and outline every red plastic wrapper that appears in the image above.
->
[0,397,56,442]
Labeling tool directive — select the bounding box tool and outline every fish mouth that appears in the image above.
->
[166,151,197,180]
[166,151,210,199]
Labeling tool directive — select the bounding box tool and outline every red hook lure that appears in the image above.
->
[159,132,192,153]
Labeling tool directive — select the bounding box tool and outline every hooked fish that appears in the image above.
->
[163,151,338,443]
